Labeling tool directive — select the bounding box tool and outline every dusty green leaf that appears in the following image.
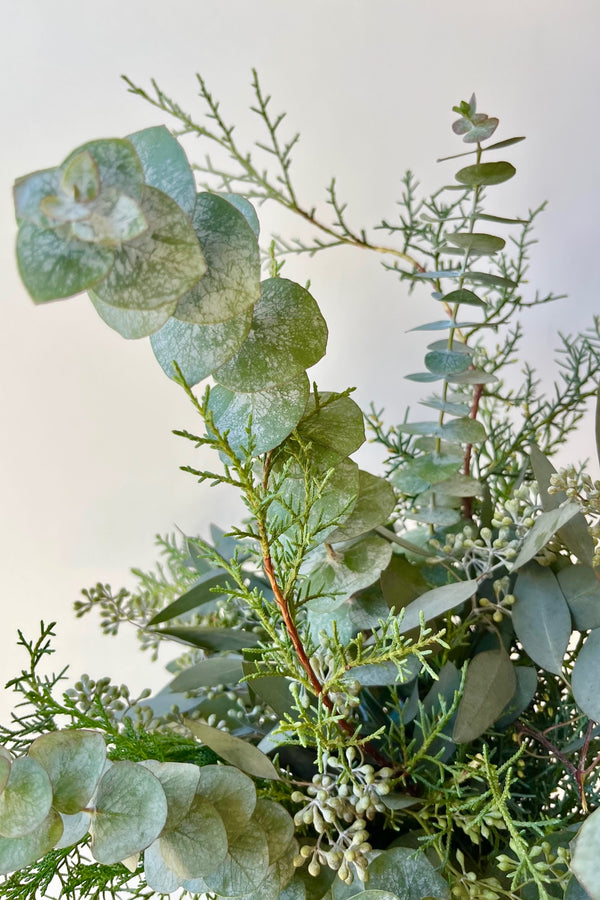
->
[203,824,270,897]
[380,555,431,612]
[362,847,449,900]
[144,839,183,893]
[155,625,261,652]
[453,650,517,742]
[158,795,228,879]
[409,319,478,332]
[511,503,581,570]
[571,808,600,899]
[90,291,176,338]
[14,168,62,228]
[427,474,484,498]
[0,808,63,876]
[400,579,478,632]
[463,271,517,289]
[128,125,196,217]
[446,369,498,385]
[0,750,11,796]
[572,629,600,721]
[28,729,106,815]
[214,278,328,390]
[0,757,53,839]
[61,151,100,202]
[208,374,310,457]
[90,761,168,864]
[327,470,396,541]
[513,563,571,675]
[252,798,294,865]
[17,223,114,302]
[305,535,393,613]
[54,811,90,850]
[148,569,229,626]
[440,417,487,443]
[446,232,506,254]
[425,350,471,375]
[167,656,244,693]
[187,723,280,781]
[557,566,600,631]
[289,392,366,470]
[420,396,470,416]
[175,192,260,325]
[455,161,516,186]
[195,764,256,839]
[441,289,485,308]
[223,193,260,237]
[62,138,145,199]
[150,309,252,385]
[92,186,206,310]
[495,666,538,728]
[138,761,200,831]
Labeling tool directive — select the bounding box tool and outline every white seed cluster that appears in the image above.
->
[550,466,600,566]
[309,644,361,716]
[66,675,153,726]
[290,748,395,884]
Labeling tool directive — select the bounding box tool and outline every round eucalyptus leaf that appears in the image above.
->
[0,808,63,876]
[223,193,260,238]
[292,392,365,471]
[305,535,393,613]
[92,186,206,310]
[90,291,177,338]
[62,138,145,200]
[440,417,487,443]
[445,232,506,254]
[128,125,197,217]
[54,810,91,849]
[70,189,148,244]
[16,223,114,303]
[60,150,100,202]
[425,350,471,376]
[90,760,168,864]
[327,470,396,542]
[175,192,260,325]
[14,168,62,228]
[0,750,11,796]
[159,795,228,879]
[150,309,252,385]
[252,799,294,866]
[0,757,53,839]
[214,278,328,391]
[28,728,106,815]
[203,823,270,897]
[455,161,516,187]
[195,764,256,840]
[144,838,184,893]
[208,374,310,457]
[138,760,199,831]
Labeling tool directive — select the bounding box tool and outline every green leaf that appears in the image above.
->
[0,808,63,876]
[495,667,538,729]
[445,232,505,254]
[440,288,485,307]
[128,126,196,217]
[290,393,366,470]
[55,810,90,850]
[409,319,477,332]
[144,839,184,893]
[167,656,244,693]
[571,807,600,898]
[187,723,280,781]
[14,168,61,228]
[406,505,461,527]
[462,271,518,289]
[400,579,478,632]
[252,798,294,865]
[208,374,310,457]
[90,761,168,864]
[446,369,498,385]
[0,749,11,795]
[476,212,529,224]
[343,660,415,686]
[148,569,229,626]
[529,444,595,566]
[223,194,260,238]
[453,650,517,742]
[193,763,256,839]
[392,453,462,494]
[62,138,145,199]
[305,535,393,613]
[455,161,516,186]
[440,417,487,443]
[243,665,296,720]
[60,151,101,203]
[137,761,200,831]
[511,502,581,570]
[92,186,206,310]
[214,278,328,391]
[361,847,449,900]
[69,189,148,245]
[150,309,252,385]
[557,566,600,631]
[426,474,484,498]
[203,824,270,897]
[158,795,228,879]
[596,386,600,469]
[89,291,176,338]
[175,193,260,325]
[155,626,262,652]
[572,629,600,721]
[327,470,396,541]
[380,555,431,612]
[420,396,470,417]
[424,350,471,376]
[396,421,442,437]
[16,223,114,303]
[28,729,106,815]
[0,757,53,839]
[426,339,473,355]
[513,563,571,675]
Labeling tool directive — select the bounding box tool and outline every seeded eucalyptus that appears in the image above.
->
[3,76,600,900]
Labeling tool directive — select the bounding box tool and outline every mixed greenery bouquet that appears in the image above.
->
[2,73,600,900]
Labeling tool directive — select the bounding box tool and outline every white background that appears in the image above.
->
[1,1,598,718]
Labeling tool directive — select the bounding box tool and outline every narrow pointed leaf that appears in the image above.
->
[511,502,581,570]
[557,566,600,631]
[572,629,600,721]
[187,722,280,780]
[453,650,517,742]
[513,563,571,675]
[441,288,485,307]
[400,579,478,632]
[463,271,518,288]
[148,569,229,626]
[154,626,261,652]
[167,656,244,693]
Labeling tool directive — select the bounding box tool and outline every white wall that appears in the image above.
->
[1,0,598,718]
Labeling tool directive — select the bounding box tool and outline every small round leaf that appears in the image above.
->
[159,795,228,879]
[252,799,294,865]
[28,729,106,815]
[195,763,256,840]
[0,757,53,839]
[0,808,63,876]
[138,760,200,831]
[203,824,270,897]
[90,291,177,339]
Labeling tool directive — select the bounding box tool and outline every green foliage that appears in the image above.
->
[5,73,600,900]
